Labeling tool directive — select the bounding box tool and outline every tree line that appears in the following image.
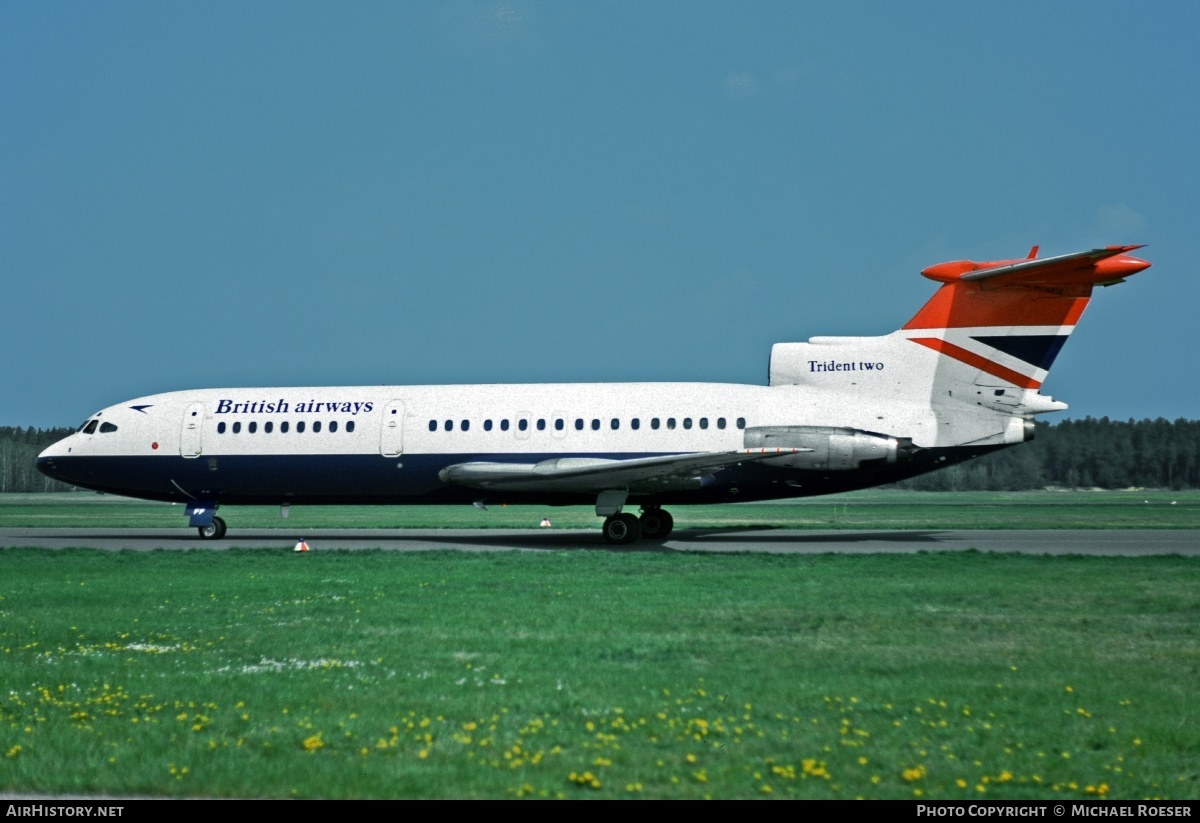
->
[0,427,77,492]
[2,418,1199,493]
[893,417,1200,491]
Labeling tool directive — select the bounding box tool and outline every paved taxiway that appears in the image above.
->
[1,528,1196,555]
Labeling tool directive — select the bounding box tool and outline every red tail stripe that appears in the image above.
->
[909,337,1042,389]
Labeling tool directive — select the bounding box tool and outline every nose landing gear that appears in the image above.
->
[198,516,227,540]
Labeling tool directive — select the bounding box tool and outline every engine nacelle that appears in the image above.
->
[743,425,916,471]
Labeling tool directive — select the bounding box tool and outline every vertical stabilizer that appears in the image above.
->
[768,246,1149,448]
[901,245,1149,413]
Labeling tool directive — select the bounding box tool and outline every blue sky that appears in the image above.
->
[4,1,1197,428]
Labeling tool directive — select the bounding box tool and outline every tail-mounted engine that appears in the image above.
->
[743,426,918,471]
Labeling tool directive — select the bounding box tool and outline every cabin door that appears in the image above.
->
[180,402,205,458]
[380,400,406,457]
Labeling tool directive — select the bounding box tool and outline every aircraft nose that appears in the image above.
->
[36,439,71,480]
[36,454,58,479]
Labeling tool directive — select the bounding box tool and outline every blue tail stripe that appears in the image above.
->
[970,335,1069,371]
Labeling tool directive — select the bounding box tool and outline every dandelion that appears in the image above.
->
[302,734,323,752]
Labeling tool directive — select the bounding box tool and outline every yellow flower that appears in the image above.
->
[302,734,323,751]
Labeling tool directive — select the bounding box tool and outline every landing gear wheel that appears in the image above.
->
[639,509,674,541]
[198,516,227,540]
[602,512,642,545]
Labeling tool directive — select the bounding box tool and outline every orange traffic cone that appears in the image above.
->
[294,539,310,553]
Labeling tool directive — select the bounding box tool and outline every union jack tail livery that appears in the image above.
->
[768,245,1150,448]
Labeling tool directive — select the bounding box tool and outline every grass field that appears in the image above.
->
[0,548,1197,799]
[3,489,1200,531]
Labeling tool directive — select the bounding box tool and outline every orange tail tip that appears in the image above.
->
[293,540,310,553]
[906,245,1149,331]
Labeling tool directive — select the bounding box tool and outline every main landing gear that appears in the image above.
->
[637,507,674,541]
[198,516,227,540]
[598,492,675,546]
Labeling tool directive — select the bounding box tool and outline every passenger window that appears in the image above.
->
[217,422,226,434]
[555,418,564,431]
[82,420,99,434]
[536,419,546,431]
[330,421,338,433]
[232,422,242,434]
[484,419,493,431]
[651,418,660,430]
[346,421,354,433]
[281,421,290,434]
[736,417,746,429]
[248,422,258,434]
[429,420,437,432]
[667,418,676,430]
[717,417,726,429]
[444,420,453,431]
[683,418,693,429]
[501,419,510,431]
[100,422,118,433]
[699,418,708,429]
[461,420,470,432]
[631,418,640,430]
[313,421,322,433]
[610,418,619,430]
[297,421,306,433]
[518,419,529,432]
[591,419,600,431]
[575,418,584,431]
[265,421,274,433]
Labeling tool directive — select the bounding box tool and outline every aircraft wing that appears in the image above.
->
[438,449,805,495]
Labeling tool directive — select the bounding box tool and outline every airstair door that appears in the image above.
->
[180,403,204,458]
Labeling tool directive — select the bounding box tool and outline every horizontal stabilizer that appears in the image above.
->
[921,245,1149,287]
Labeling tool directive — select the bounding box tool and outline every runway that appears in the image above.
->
[1,527,1197,555]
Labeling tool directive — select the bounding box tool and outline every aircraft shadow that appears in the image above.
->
[1,528,950,553]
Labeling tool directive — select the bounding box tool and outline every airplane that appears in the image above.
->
[36,244,1150,545]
